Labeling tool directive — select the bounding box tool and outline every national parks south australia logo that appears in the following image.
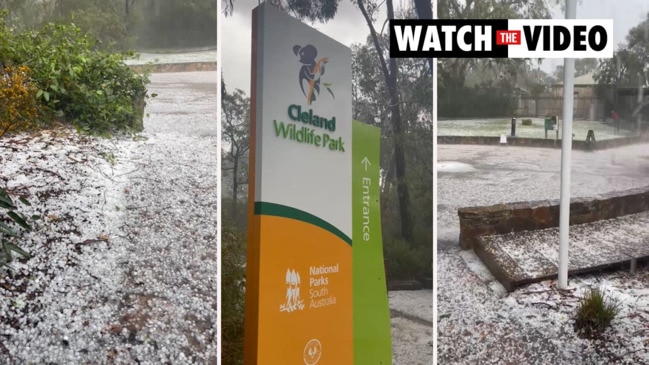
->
[293,44,335,105]
[280,268,305,312]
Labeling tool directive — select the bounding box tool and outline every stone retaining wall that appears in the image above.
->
[438,135,649,150]
[128,61,217,73]
[458,186,649,250]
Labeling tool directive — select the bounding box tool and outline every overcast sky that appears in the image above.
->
[542,0,649,73]
[221,0,395,94]
[221,0,649,94]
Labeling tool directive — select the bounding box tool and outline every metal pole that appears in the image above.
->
[638,72,643,134]
[511,117,516,137]
[558,0,577,289]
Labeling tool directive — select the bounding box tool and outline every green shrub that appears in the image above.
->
[0,11,151,136]
[0,65,44,138]
[574,287,621,339]
[0,187,37,269]
[521,118,533,125]
[438,86,516,118]
[221,215,246,365]
[383,239,430,281]
[47,2,137,52]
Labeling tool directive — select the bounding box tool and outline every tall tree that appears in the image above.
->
[413,0,432,19]
[30,0,141,50]
[222,79,251,222]
[554,58,597,80]
[594,13,649,128]
[436,0,558,118]
[223,0,338,22]
[134,0,217,48]
[437,0,554,91]
[354,0,426,242]
[0,0,49,29]
[352,34,432,268]
[595,14,649,88]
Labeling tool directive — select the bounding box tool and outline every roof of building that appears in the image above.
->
[556,72,597,86]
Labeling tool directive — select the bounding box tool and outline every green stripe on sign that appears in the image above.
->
[254,202,352,246]
[352,120,392,364]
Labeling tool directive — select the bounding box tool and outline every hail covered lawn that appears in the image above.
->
[124,50,217,66]
[438,143,649,364]
[0,71,218,364]
[390,290,434,364]
[438,118,635,141]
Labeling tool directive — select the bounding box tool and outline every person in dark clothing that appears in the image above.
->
[612,110,620,133]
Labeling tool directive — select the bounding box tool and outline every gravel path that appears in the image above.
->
[106,71,219,363]
[438,143,649,364]
[438,143,649,245]
[0,71,218,364]
[390,290,434,364]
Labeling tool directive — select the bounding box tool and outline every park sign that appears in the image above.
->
[244,3,353,365]
[244,4,392,365]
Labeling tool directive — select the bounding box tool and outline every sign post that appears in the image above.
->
[352,120,392,365]
[244,6,392,364]
[558,0,578,290]
[245,4,353,364]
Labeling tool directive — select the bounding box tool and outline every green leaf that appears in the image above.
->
[322,82,332,87]
[0,200,15,210]
[43,91,50,102]
[0,190,14,206]
[326,87,335,99]
[2,241,12,263]
[5,242,31,259]
[0,191,16,209]
[0,222,18,237]
[18,197,31,206]
[7,212,31,232]
[31,215,41,221]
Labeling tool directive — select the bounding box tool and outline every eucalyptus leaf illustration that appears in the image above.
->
[294,44,335,104]
[326,87,335,99]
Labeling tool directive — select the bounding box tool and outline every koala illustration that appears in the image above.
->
[293,44,328,105]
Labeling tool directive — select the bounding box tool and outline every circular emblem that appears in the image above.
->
[303,338,322,365]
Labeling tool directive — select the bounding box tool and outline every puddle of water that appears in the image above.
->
[438,161,476,173]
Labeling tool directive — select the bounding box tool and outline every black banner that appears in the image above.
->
[389,19,510,58]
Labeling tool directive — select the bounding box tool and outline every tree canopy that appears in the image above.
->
[554,59,597,81]
[1,0,217,50]
[594,12,649,88]
[223,0,339,22]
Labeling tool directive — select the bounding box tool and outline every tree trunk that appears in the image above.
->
[637,72,643,134]
[231,144,239,220]
[386,2,413,242]
[356,0,413,242]
[413,0,433,71]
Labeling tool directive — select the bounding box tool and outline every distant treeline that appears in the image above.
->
[133,0,216,49]
[0,0,217,50]
[438,86,517,118]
